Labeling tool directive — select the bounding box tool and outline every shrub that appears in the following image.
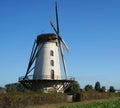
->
[84,85,93,92]
[109,86,115,92]
[94,81,101,92]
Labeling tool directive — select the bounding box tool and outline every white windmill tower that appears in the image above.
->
[33,33,62,80]
[19,2,74,92]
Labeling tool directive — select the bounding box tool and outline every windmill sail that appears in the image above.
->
[50,2,68,79]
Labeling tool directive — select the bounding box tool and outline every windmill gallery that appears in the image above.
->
[19,3,75,93]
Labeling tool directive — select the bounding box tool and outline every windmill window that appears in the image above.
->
[50,60,54,66]
[50,50,54,56]
[50,70,54,79]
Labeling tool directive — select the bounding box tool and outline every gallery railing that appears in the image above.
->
[19,75,75,81]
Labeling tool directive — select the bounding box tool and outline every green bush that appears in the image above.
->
[0,92,67,108]
[79,92,107,101]
[84,85,93,92]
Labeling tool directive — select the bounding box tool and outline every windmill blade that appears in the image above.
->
[59,37,69,52]
[55,2,69,51]
[27,66,35,75]
[50,18,58,36]
[59,41,68,79]
[30,40,36,63]
[24,42,38,79]
[50,19,68,51]
[24,42,45,79]
[55,2,59,33]
[50,2,68,78]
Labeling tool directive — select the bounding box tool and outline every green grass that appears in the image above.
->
[58,98,120,108]
[26,98,120,108]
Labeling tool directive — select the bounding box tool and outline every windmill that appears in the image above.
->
[19,2,74,92]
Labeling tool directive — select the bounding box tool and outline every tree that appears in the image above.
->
[100,86,106,92]
[0,87,4,89]
[94,81,101,92]
[16,83,25,92]
[84,84,93,92]
[5,83,17,91]
[109,86,115,92]
[65,81,80,93]
[5,83,25,92]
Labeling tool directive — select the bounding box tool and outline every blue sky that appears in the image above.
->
[0,0,120,89]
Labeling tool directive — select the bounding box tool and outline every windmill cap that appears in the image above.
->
[36,33,58,44]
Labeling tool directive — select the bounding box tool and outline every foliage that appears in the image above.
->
[0,90,120,108]
[0,92,67,108]
[58,98,120,108]
[5,83,18,91]
[94,81,101,92]
[5,83,25,92]
[70,81,80,93]
[79,92,107,101]
[84,84,93,92]
[16,83,26,92]
[99,86,106,92]
[109,86,115,92]
[65,81,80,93]
[0,87,4,89]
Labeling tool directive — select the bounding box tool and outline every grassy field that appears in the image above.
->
[26,97,120,108]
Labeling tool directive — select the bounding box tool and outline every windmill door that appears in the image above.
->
[50,70,54,79]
